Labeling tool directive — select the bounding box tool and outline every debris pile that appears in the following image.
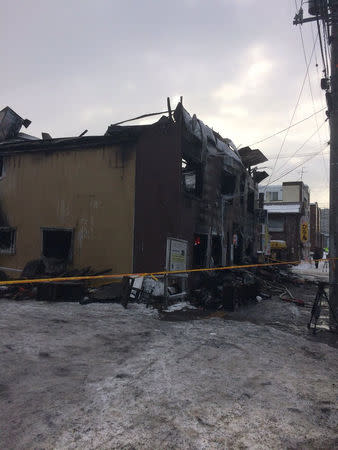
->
[0,259,311,313]
[0,259,112,302]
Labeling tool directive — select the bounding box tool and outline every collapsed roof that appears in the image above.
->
[238,146,268,168]
[0,107,34,142]
[174,103,243,168]
[0,104,268,181]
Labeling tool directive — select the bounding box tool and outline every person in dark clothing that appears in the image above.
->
[313,247,323,269]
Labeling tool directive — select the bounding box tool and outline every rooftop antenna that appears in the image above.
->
[299,167,307,181]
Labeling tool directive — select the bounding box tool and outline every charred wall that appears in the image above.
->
[134,121,184,272]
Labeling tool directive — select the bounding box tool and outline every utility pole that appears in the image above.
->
[294,1,338,331]
[329,4,338,331]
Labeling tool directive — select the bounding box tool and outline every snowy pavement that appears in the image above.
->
[0,298,337,449]
[292,260,329,282]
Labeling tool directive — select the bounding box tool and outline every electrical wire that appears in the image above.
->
[299,24,322,142]
[248,107,325,147]
[264,28,319,191]
[267,119,328,179]
[300,21,330,188]
[269,143,329,184]
[311,22,330,186]
[268,149,329,160]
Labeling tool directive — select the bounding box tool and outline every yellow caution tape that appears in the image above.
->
[0,257,335,286]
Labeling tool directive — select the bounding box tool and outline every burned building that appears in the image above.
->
[0,103,267,278]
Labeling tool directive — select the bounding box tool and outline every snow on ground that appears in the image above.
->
[164,301,197,312]
[292,260,329,282]
[0,298,337,449]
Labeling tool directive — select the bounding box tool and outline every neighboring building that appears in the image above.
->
[320,208,330,249]
[259,182,311,261]
[310,202,323,251]
[0,104,268,278]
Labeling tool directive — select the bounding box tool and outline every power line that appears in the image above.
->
[248,107,325,147]
[299,21,330,187]
[269,118,327,178]
[268,149,329,160]
[264,29,319,190]
[269,143,329,184]
[311,22,330,187]
[299,24,322,142]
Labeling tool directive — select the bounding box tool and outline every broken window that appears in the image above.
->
[247,190,255,212]
[269,217,284,232]
[42,228,73,260]
[182,158,202,197]
[221,173,236,195]
[0,227,16,254]
[193,234,208,267]
[183,171,197,192]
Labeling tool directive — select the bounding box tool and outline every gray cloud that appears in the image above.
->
[0,0,330,205]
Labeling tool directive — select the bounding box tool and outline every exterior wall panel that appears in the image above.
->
[133,122,197,273]
[0,145,136,274]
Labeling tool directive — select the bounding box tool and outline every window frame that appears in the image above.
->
[270,191,280,201]
[41,227,74,262]
[268,216,284,232]
[0,226,16,255]
[0,156,5,179]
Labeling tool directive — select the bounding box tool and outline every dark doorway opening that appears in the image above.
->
[233,230,243,265]
[42,229,73,260]
[226,232,231,265]
[211,236,222,266]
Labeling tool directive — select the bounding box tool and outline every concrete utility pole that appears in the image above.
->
[294,1,338,331]
[329,6,338,331]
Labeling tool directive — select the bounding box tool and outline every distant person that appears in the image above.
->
[313,247,323,269]
[322,251,329,272]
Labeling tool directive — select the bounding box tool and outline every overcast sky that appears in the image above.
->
[1,0,330,206]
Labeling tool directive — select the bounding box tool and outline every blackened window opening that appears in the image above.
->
[42,229,72,260]
[221,173,236,195]
[182,159,203,197]
[0,228,15,254]
[247,190,255,212]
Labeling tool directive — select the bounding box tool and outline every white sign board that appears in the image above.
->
[166,238,188,272]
